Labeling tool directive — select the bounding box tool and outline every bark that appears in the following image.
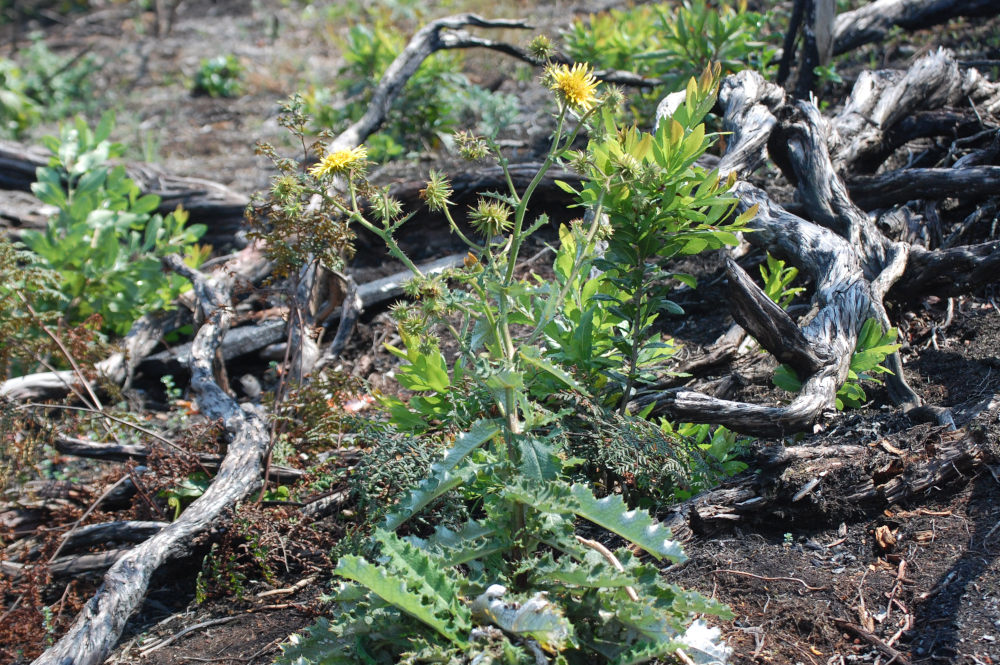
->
[828,49,997,174]
[32,256,269,665]
[832,0,1000,56]
[139,253,466,377]
[848,166,1000,208]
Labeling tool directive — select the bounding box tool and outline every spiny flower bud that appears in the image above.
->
[420,170,453,212]
[468,197,513,237]
[455,130,489,161]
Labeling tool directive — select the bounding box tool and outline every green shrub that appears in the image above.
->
[0,60,41,138]
[19,113,209,336]
[19,37,100,119]
[193,55,244,98]
[564,0,775,123]
[758,253,805,310]
[0,37,101,137]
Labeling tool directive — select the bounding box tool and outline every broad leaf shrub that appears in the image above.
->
[563,0,774,123]
[19,113,208,336]
[278,64,747,665]
[192,55,244,98]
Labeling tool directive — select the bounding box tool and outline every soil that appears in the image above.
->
[2,2,1000,665]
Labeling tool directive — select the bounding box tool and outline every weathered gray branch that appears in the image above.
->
[32,256,269,665]
[833,0,1000,56]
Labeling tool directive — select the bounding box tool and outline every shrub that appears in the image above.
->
[301,20,519,161]
[0,37,100,137]
[564,0,775,123]
[19,113,209,336]
[193,55,244,98]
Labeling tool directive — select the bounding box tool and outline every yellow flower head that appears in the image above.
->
[309,145,368,178]
[547,63,599,112]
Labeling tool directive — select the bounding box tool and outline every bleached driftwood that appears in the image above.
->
[32,255,269,665]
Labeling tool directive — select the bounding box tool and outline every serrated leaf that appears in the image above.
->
[407,520,509,566]
[529,551,636,588]
[335,552,469,646]
[383,420,500,530]
[570,484,686,562]
[516,436,563,482]
[471,586,575,652]
[502,478,577,515]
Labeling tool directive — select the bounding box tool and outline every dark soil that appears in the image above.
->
[3,2,1000,665]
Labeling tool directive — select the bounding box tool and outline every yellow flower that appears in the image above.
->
[309,145,368,178]
[547,63,599,112]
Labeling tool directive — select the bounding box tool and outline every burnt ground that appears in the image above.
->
[2,1,1000,664]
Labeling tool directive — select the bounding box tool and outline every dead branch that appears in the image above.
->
[658,424,990,541]
[141,253,466,377]
[0,242,270,401]
[325,14,531,155]
[829,49,999,174]
[833,0,1000,56]
[848,166,1000,208]
[31,256,269,665]
[53,436,303,483]
[640,65,983,434]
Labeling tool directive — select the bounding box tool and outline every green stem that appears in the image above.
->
[441,206,483,254]
[524,192,607,347]
[503,105,568,286]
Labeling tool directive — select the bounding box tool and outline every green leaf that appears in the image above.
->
[519,345,582,392]
[570,484,687,562]
[516,436,563,482]
[529,551,636,588]
[383,420,501,530]
[772,364,802,393]
[471,586,575,652]
[335,554,468,646]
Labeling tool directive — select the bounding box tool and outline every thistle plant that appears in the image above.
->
[280,64,737,665]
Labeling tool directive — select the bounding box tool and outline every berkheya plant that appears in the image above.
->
[20,113,208,336]
[280,63,737,665]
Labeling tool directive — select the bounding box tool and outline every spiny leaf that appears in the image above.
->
[528,551,637,588]
[383,420,500,530]
[335,553,469,646]
[570,484,687,562]
[471,586,575,653]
